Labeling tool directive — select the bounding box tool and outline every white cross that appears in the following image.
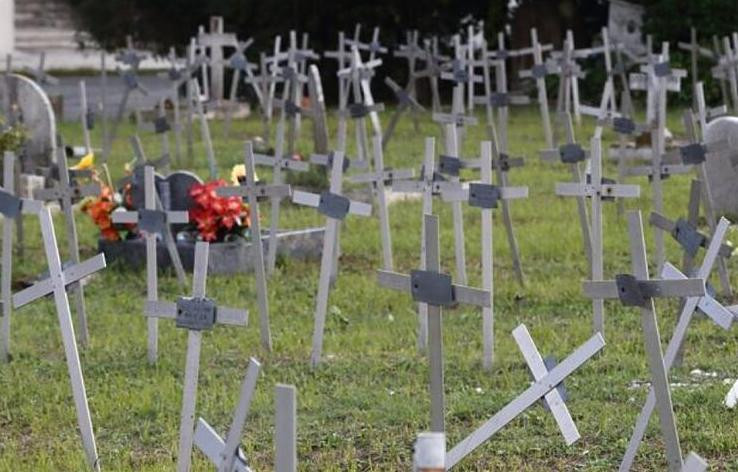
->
[216,142,292,351]
[12,207,106,471]
[382,76,425,150]
[291,151,372,366]
[519,28,556,148]
[378,213,490,433]
[444,324,605,469]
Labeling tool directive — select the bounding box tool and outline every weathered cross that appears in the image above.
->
[556,116,640,335]
[381,76,425,150]
[12,206,106,471]
[222,38,257,140]
[582,211,706,472]
[439,140,528,368]
[711,36,738,113]
[190,79,219,179]
[349,135,414,271]
[391,30,423,129]
[145,241,248,472]
[291,151,372,367]
[112,166,190,363]
[216,141,292,352]
[34,138,101,346]
[197,16,238,104]
[618,217,733,471]
[1,152,42,362]
[444,324,606,468]
[677,27,716,109]
[378,213,490,433]
[519,28,557,148]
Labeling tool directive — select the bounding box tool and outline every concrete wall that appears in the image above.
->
[0,0,13,57]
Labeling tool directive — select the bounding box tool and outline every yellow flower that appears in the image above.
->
[230,163,258,185]
[71,151,95,170]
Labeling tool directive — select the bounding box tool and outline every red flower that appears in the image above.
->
[188,180,251,242]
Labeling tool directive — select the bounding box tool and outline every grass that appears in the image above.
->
[0,105,737,471]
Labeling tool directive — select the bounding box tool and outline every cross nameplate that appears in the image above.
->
[531,64,549,79]
[138,209,167,234]
[468,183,501,209]
[0,190,22,219]
[439,155,464,176]
[560,143,586,163]
[348,103,370,118]
[175,296,217,331]
[613,117,636,135]
[673,219,706,257]
[615,274,651,307]
[318,191,350,220]
[679,143,706,165]
[654,62,672,77]
[410,270,455,307]
[154,116,171,134]
[489,92,509,108]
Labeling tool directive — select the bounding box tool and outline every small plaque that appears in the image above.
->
[284,100,301,117]
[468,183,501,209]
[680,143,706,165]
[410,270,455,306]
[438,155,462,176]
[176,297,217,331]
[559,143,586,164]
[348,103,369,119]
[138,208,167,234]
[613,117,636,135]
[654,62,672,77]
[615,274,648,307]
[154,116,171,134]
[490,92,509,108]
[672,218,706,257]
[0,190,22,219]
[531,64,549,79]
[318,191,350,220]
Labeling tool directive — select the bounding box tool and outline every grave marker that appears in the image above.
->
[382,76,425,149]
[145,241,248,472]
[217,141,292,351]
[291,151,371,366]
[519,28,556,148]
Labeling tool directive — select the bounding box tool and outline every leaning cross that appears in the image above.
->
[112,166,189,363]
[349,135,414,271]
[444,324,605,469]
[439,140,528,369]
[12,207,106,471]
[556,128,640,335]
[1,151,42,362]
[378,213,490,433]
[34,138,101,347]
[216,141,292,352]
[381,76,425,150]
[618,217,733,472]
[291,151,372,367]
[582,211,706,472]
[145,241,248,472]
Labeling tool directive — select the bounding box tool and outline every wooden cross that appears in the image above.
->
[291,151,372,366]
[216,141,292,351]
[582,211,707,472]
[414,38,446,113]
[325,31,352,107]
[618,218,733,471]
[252,137,310,275]
[552,30,586,126]
[349,135,414,270]
[378,213,490,433]
[711,36,738,113]
[444,324,605,468]
[34,139,101,347]
[194,357,298,472]
[197,17,238,103]
[438,141,528,368]
[557,130,640,335]
[222,38,257,140]
[381,76,425,150]
[391,30,423,130]
[12,207,106,471]
[677,27,715,109]
[392,138,451,350]
[112,166,189,363]
[540,111,593,267]
[145,241,248,472]
[1,152,42,362]
[519,28,557,148]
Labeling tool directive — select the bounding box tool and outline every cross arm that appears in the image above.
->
[254,154,310,172]
[649,212,732,258]
[555,182,640,199]
[662,263,734,330]
[144,300,248,326]
[677,42,716,59]
[440,183,528,205]
[292,190,372,218]
[216,183,291,200]
[582,278,705,304]
[431,113,478,126]
[377,270,491,308]
[622,163,693,178]
[193,419,251,472]
[33,182,101,201]
[13,254,107,308]
[349,168,415,184]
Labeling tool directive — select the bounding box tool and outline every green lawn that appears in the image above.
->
[0,106,737,471]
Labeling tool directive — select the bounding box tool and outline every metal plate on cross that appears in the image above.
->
[348,103,369,119]
[154,116,171,134]
[615,274,648,307]
[284,100,301,117]
[0,74,57,173]
[653,62,672,78]
[318,191,350,220]
[559,143,586,164]
[490,92,509,108]
[672,218,706,257]
[175,296,217,331]
[0,190,22,219]
[613,117,636,135]
[531,64,549,79]
[85,110,96,130]
[468,183,500,209]
[410,270,455,306]
[138,208,167,234]
[680,143,706,165]
[438,155,462,176]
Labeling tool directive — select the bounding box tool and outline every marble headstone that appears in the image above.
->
[704,116,738,218]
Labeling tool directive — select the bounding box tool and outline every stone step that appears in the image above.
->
[15,29,91,51]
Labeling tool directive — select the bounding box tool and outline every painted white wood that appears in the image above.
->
[1,152,14,362]
[444,124,467,285]
[275,384,297,472]
[191,80,219,179]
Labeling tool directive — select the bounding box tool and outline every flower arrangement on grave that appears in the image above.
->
[188,179,251,242]
[81,178,133,242]
[0,118,26,155]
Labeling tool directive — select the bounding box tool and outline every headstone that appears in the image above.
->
[608,0,646,59]
[145,241,248,472]
[701,113,738,219]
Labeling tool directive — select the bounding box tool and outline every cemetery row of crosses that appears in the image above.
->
[3,16,738,471]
